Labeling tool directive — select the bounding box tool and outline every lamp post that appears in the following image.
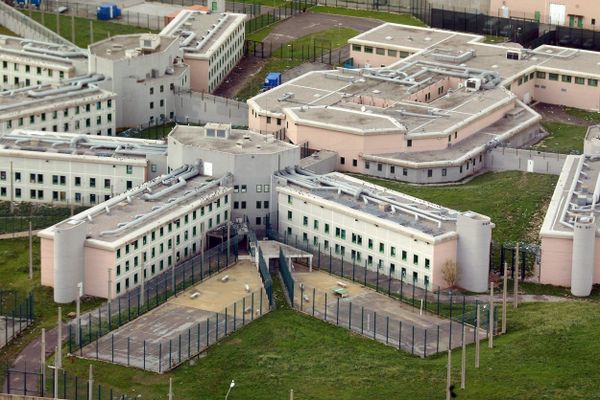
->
[225,380,235,400]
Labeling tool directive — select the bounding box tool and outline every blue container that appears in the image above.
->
[97,3,120,20]
[30,0,41,7]
[263,72,282,89]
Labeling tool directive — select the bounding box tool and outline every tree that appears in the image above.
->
[441,260,459,288]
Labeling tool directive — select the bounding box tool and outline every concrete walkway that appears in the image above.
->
[0,231,39,240]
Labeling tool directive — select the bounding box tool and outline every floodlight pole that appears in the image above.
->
[57,307,62,369]
[488,283,494,349]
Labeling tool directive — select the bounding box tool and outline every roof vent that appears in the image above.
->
[385,35,393,40]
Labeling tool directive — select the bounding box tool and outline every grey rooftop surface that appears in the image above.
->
[89,34,177,60]
[278,170,460,237]
[0,130,166,160]
[52,172,230,244]
[0,35,87,63]
[169,124,297,154]
[160,10,245,58]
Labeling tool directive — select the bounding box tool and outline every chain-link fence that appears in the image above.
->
[0,291,34,349]
[66,236,240,354]
[73,288,268,372]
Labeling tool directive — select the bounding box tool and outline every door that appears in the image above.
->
[534,11,541,23]
[578,16,584,28]
[527,159,534,173]
[549,3,566,25]
[569,15,575,27]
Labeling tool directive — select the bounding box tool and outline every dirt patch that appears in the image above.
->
[213,56,267,99]
[534,103,596,126]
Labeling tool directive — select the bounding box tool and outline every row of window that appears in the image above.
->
[233,184,271,193]
[517,71,599,87]
[116,195,229,260]
[351,44,410,58]
[285,225,431,286]
[0,187,110,203]
[285,211,431,269]
[1,61,65,78]
[3,168,134,185]
[233,200,269,209]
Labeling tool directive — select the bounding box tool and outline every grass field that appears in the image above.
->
[236,58,303,101]
[271,27,358,59]
[0,238,102,387]
[20,10,156,48]
[533,122,586,154]
[0,25,18,36]
[61,280,600,400]
[310,5,425,26]
[351,171,558,243]
[564,107,600,122]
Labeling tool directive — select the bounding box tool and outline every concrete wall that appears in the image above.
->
[489,0,600,28]
[0,2,74,46]
[300,151,338,174]
[485,147,567,175]
[174,92,248,127]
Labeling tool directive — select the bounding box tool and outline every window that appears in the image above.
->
[391,246,396,257]
[241,185,247,193]
[427,169,433,178]
[388,49,397,57]
[264,184,270,193]
[14,188,21,198]
[352,159,358,167]
[266,116,271,124]
[324,223,330,234]
[365,161,370,169]
[400,51,409,58]
[340,157,345,165]
[368,239,373,250]
[377,163,382,172]
[442,168,447,177]
[517,77,523,85]
[126,165,133,174]
[412,271,418,283]
[536,71,546,79]
[549,73,559,81]
[413,254,419,265]
[287,210,293,220]
[575,77,585,85]
[407,139,412,147]
[256,216,262,225]
[352,44,362,52]
[390,166,395,174]
[379,242,384,253]
[561,75,572,83]
[364,46,373,54]
[425,258,431,269]
[375,48,385,55]
[90,178,96,188]
[263,201,269,208]
[403,168,408,176]
[589,79,599,87]
[104,179,110,189]
[402,250,407,261]
[256,201,262,209]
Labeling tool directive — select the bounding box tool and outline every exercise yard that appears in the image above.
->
[79,260,269,373]
[292,269,487,357]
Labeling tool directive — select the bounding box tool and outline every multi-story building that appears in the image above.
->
[488,0,599,29]
[160,9,246,93]
[274,170,493,292]
[39,168,233,302]
[539,125,600,297]
[167,123,300,233]
[249,23,600,184]
[0,130,167,206]
[88,33,190,129]
[0,75,116,135]
[0,35,88,91]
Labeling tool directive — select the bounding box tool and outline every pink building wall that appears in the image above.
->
[185,57,209,93]
[533,78,600,112]
[540,236,600,287]
[84,246,116,299]
[349,47,414,68]
[432,238,458,289]
[489,0,600,29]
[40,237,54,288]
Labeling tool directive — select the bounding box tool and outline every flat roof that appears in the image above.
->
[89,34,177,60]
[0,35,87,68]
[277,169,471,238]
[160,10,245,58]
[0,130,166,161]
[41,170,232,246]
[0,76,114,117]
[169,124,297,154]
[541,154,600,236]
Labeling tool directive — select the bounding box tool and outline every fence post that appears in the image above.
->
[324,292,328,321]
[424,329,427,358]
[385,316,389,344]
[312,288,315,316]
[361,306,364,334]
[159,343,162,373]
[411,325,415,355]
[336,297,339,325]
[373,311,377,340]
[143,340,146,370]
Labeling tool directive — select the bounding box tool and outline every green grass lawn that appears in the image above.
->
[20,10,156,48]
[0,25,18,36]
[484,35,506,43]
[62,299,600,400]
[564,106,600,122]
[310,5,425,26]
[246,14,281,41]
[271,27,358,59]
[0,238,103,387]
[351,171,557,243]
[236,58,303,101]
[533,122,586,154]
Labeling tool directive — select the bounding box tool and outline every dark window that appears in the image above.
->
[340,157,345,165]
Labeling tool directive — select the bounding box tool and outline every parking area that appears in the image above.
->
[79,260,269,372]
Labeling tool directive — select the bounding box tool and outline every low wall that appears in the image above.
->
[485,147,567,175]
[174,91,248,127]
[0,2,74,46]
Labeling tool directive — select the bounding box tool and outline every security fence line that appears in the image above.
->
[66,236,240,354]
[73,288,269,373]
[0,291,34,349]
[0,215,69,236]
[292,281,493,357]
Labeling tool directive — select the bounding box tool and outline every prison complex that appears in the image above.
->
[249,24,600,183]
